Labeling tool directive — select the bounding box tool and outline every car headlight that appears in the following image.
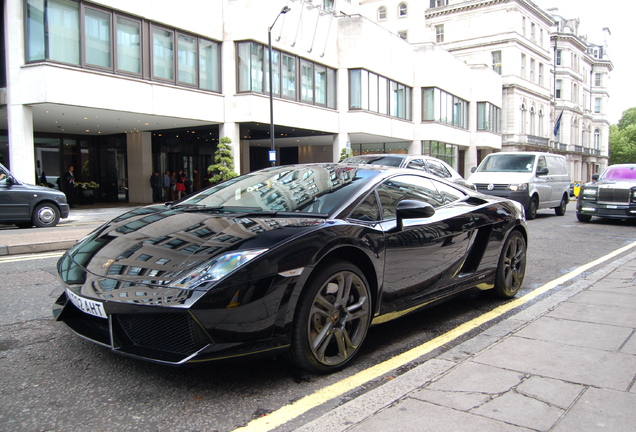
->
[170,249,268,289]
[582,188,597,197]
[508,183,528,192]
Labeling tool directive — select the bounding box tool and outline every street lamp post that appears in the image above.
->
[268,6,290,167]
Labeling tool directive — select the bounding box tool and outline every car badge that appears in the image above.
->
[102,259,115,269]
[487,183,494,191]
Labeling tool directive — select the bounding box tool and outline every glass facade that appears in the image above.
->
[25,0,221,92]
[477,102,501,134]
[349,69,412,120]
[422,87,468,129]
[422,141,458,168]
[237,41,336,109]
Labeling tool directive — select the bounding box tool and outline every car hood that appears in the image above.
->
[591,179,636,187]
[467,171,533,185]
[58,205,326,288]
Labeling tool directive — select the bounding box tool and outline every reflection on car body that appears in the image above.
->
[53,163,527,374]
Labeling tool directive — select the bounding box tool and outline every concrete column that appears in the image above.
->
[6,105,36,182]
[126,132,153,204]
[409,140,421,155]
[220,122,241,174]
[332,133,350,162]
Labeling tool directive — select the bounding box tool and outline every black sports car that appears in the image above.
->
[53,163,527,373]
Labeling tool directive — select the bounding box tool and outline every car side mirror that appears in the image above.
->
[470,167,477,173]
[537,166,549,176]
[592,173,599,181]
[396,200,435,230]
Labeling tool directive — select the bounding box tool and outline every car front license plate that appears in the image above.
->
[66,289,107,319]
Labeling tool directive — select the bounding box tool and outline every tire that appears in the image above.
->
[554,195,568,216]
[576,213,592,223]
[32,203,60,227]
[525,196,538,220]
[287,261,372,373]
[493,230,526,299]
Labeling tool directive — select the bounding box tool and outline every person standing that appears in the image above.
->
[163,170,171,201]
[170,171,177,200]
[193,169,201,191]
[150,171,162,202]
[175,169,186,199]
[63,166,75,208]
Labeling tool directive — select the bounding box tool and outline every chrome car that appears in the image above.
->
[577,164,636,222]
[53,163,527,373]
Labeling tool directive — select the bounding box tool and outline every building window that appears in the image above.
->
[540,29,543,47]
[521,53,526,78]
[572,82,578,103]
[595,73,602,86]
[531,23,535,42]
[422,141,458,168]
[398,3,408,17]
[378,6,387,21]
[538,63,544,86]
[116,16,141,75]
[529,107,536,135]
[522,17,526,37]
[556,80,562,99]
[556,49,562,66]
[538,110,544,136]
[422,87,468,129]
[238,42,335,109]
[594,98,601,113]
[492,51,502,75]
[84,7,112,69]
[594,129,600,150]
[530,58,535,82]
[435,24,444,43]
[398,31,408,40]
[430,0,448,7]
[520,104,526,134]
[477,102,501,134]
[25,1,220,91]
[350,69,411,120]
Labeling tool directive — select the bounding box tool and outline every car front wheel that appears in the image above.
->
[493,230,526,298]
[576,213,592,222]
[32,203,60,227]
[288,261,372,373]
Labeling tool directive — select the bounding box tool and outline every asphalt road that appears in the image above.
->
[1,202,635,431]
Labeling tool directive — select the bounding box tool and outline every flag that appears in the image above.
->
[553,109,564,137]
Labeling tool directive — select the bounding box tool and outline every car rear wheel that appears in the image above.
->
[32,203,60,227]
[554,195,568,216]
[525,196,538,220]
[287,261,372,373]
[493,230,526,299]
[576,213,592,222]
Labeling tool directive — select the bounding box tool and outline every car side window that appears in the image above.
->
[426,159,452,178]
[537,156,547,172]
[431,178,465,205]
[377,175,444,219]
[406,159,427,172]
[349,191,381,222]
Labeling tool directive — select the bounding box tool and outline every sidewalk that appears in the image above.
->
[0,203,142,255]
[295,250,636,432]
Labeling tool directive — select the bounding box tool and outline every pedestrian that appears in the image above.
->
[175,169,186,199]
[170,171,177,200]
[150,170,162,202]
[163,170,171,201]
[193,169,202,191]
[62,166,75,208]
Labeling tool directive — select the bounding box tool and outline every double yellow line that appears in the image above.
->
[234,240,636,432]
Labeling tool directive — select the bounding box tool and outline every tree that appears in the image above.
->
[610,108,636,164]
[207,136,238,185]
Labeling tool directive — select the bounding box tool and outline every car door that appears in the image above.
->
[375,175,476,313]
[0,168,31,222]
[534,155,552,206]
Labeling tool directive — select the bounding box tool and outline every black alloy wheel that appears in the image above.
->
[525,196,538,220]
[493,230,526,298]
[288,261,372,373]
[554,195,567,216]
[576,213,592,222]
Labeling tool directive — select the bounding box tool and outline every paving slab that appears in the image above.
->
[552,388,636,432]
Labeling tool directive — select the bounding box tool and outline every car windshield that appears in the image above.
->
[477,154,535,173]
[599,165,636,180]
[342,156,404,167]
[177,164,379,215]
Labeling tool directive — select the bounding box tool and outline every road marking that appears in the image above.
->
[233,240,636,432]
[0,251,64,263]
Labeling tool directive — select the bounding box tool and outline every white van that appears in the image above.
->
[467,152,570,219]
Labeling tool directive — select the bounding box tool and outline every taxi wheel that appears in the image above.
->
[32,203,60,227]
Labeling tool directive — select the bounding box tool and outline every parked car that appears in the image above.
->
[53,163,527,373]
[341,154,473,189]
[467,152,571,220]
[0,163,69,228]
[576,164,636,222]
